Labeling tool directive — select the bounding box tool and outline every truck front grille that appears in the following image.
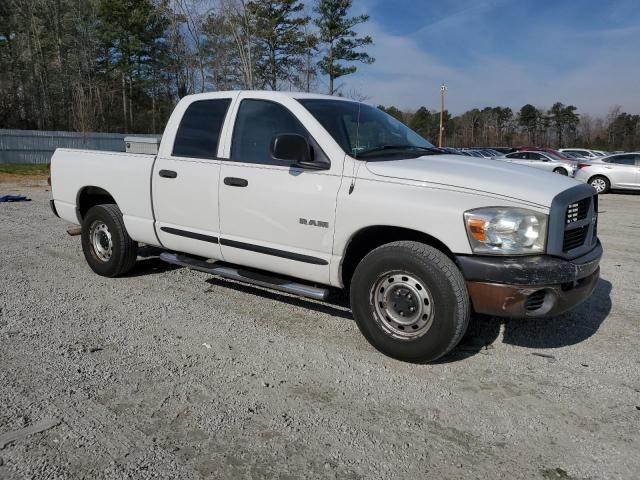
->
[565,198,590,224]
[563,226,589,251]
[548,184,599,259]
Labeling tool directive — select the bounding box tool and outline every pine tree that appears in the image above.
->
[409,107,432,140]
[519,104,539,144]
[314,0,374,95]
[96,0,168,132]
[247,0,310,90]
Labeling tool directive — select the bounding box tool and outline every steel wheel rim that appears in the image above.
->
[90,221,113,262]
[591,178,606,193]
[371,272,434,340]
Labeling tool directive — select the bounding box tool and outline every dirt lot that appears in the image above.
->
[1,181,639,479]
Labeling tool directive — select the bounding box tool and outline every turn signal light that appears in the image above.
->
[467,217,487,241]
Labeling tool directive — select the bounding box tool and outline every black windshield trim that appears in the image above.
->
[358,145,446,158]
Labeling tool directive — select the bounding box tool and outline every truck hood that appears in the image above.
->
[364,154,581,207]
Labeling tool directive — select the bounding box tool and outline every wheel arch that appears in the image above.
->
[76,186,118,223]
[340,225,456,288]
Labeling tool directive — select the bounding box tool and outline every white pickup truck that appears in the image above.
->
[50,91,602,362]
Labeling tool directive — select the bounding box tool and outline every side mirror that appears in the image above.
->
[271,134,326,169]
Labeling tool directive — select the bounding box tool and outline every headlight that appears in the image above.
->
[463,207,547,254]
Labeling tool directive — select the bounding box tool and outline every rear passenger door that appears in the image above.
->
[217,96,342,285]
[152,95,236,259]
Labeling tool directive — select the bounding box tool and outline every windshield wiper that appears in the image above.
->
[357,145,444,157]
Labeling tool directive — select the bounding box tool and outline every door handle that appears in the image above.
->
[159,169,177,178]
[224,177,248,187]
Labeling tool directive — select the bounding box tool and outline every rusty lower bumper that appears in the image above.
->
[466,268,599,318]
[458,244,602,318]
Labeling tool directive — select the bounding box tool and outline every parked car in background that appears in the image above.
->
[498,150,577,176]
[487,147,516,155]
[462,149,484,158]
[515,146,576,161]
[561,151,585,160]
[441,147,470,156]
[460,149,501,159]
[574,152,640,193]
[559,148,603,160]
[484,149,504,157]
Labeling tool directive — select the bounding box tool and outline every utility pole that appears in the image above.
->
[439,83,446,147]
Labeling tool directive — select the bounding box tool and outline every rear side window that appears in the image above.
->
[231,99,307,165]
[607,155,634,165]
[173,99,231,159]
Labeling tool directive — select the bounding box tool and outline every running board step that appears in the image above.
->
[159,252,330,301]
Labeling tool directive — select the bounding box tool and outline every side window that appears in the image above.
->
[609,155,634,165]
[529,153,542,160]
[231,99,307,165]
[173,99,231,159]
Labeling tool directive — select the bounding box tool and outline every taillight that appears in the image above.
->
[47,162,51,185]
[577,163,590,169]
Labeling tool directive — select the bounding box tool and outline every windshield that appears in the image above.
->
[298,99,436,158]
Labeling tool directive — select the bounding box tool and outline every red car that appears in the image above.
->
[515,146,575,161]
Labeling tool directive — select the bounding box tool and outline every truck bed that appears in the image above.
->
[50,148,159,246]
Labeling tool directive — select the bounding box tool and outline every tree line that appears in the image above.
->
[1,0,637,152]
[0,0,373,133]
[379,102,640,152]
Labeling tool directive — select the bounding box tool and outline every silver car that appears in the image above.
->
[498,151,577,176]
[574,152,640,193]
[559,148,603,160]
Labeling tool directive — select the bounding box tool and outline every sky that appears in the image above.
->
[339,0,640,116]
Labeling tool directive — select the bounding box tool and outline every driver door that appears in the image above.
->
[217,96,342,284]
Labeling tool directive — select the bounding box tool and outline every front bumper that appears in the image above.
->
[457,242,602,318]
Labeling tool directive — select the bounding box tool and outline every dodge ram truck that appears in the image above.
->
[50,91,602,363]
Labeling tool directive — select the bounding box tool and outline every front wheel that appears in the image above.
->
[589,175,610,194]
[553,167,568,175]
[350,241,470,363]
[81,204,138,277]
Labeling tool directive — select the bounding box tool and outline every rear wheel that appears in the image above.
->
[553,167,568,175]
[350,241,469,363]
[589,175,610,194]
[81,204,138,277]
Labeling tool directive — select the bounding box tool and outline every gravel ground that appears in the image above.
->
[0,182,639,480]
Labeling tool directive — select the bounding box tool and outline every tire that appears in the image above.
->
[589,175,610,194]
[81,204,138,277]
[350,241,470,363]
[553,167,568,175]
